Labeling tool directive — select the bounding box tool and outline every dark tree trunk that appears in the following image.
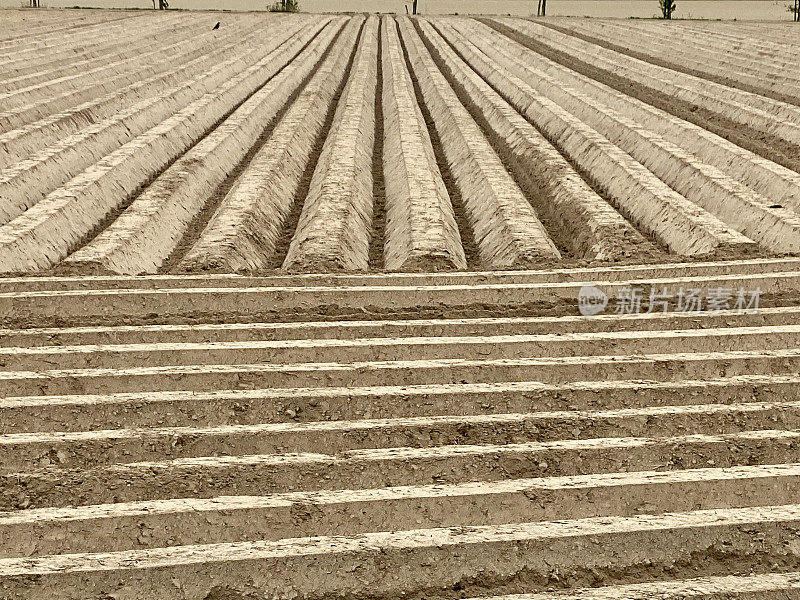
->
[412,0,417,14]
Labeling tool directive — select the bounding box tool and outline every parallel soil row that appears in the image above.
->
[4,13,800,599]
[0,12,798,275]
[3,264,800,598]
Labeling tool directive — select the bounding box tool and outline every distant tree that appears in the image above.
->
[152,0,168,9]
[29,0,40,7]
[269,0,300,12]
[537,0,547,16]
[659,0,676,19]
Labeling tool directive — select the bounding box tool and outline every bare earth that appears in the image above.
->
[2,9,800,600]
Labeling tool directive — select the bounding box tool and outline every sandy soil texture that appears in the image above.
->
[4,11,800,600]
[0,12,798,274]
[3,261,800,598]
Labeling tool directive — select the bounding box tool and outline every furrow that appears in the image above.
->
[381,16,466,271]
[472,19,800,193]
[0,19,305,225]
[469,20,800,222]
[0,18,265,170]
[1,465,798,557]
[7,348,800,396]
[282,17,378,272]
[0,19,335,275]
[2,505,800,600]
[1,270,792,323]
[0,14,236,133]
[437,20,756,258]
[1,305,794,348]
[2,17,800,598]
[3,430,800,509]
[0,17,193,96]
[1,255,796,292]
[176,20,363,274]
[456,20,800,254]
[416,18,659,262]
[399,18,560,269]
[4,324,800,371]
[553,20,800,106]
[0,374,797,433]
[4,400,800,472]
[0,15,180,79]
[0,12,148,50]
[60,19,344,275]
[491,18,800,149]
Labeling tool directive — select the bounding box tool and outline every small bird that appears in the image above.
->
[212,21,220,30]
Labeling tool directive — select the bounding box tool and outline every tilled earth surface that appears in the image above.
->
[1,260,800,598]
[4,9,800,600]
[2,12,800,275]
